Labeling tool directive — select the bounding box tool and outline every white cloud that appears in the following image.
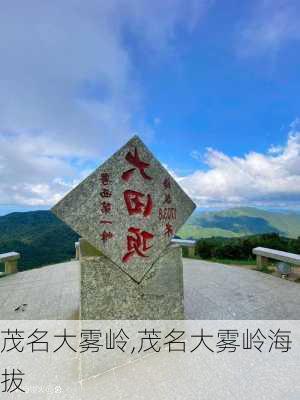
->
[237,0,300,57]
[179,123,300,208]
[268,145,283,154]
[0,0,210,207]
[0,133,76,206]
[190,150,202,161]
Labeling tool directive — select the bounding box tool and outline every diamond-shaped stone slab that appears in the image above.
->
[52,135,196,283]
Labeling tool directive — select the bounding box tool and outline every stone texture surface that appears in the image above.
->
[80,244,184,320]
[52,135,195,283]
[0,258,300,319]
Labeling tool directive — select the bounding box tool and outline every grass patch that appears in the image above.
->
[255,265,274,274]
[210,258,256,266]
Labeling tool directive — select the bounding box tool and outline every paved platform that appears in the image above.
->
[0,261,80,320]
[0,258,299,319]
[183,258,300,319]
[79,326,300,400]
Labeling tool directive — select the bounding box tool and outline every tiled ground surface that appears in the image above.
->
[0,258,299,319]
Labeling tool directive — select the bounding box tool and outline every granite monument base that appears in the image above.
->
[80,243,184,320]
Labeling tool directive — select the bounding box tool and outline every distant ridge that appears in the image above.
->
[179,207,300,239]
[0,207,299,270]
[0,210,79,270]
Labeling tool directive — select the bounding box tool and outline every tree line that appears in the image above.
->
[182,233,300,261]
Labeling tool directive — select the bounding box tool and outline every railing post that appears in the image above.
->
[188,246,195,257]
[256,255,268,268]
[5,260,18,274]
[75,242,80,260]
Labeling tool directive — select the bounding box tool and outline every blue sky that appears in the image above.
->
[0,0,300,215]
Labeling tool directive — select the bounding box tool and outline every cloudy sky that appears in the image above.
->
[0,0,300,215]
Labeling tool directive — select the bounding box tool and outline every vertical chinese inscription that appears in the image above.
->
[158,176,177,237]
[100,172,114,244]
[121,147,154,263]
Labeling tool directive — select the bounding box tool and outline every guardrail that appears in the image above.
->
[0,252,20,275]
[171,238,196,257]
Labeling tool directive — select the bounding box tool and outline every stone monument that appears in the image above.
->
[52,135,196,319]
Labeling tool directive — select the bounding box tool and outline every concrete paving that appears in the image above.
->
[0,261,80,320]
[79,329,300,400]
[0,258,299,319]
[1,259,299,400]
[183,258,300,319]
[5,319,299,399]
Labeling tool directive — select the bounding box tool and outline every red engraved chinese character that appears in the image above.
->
[121,147,152,182]
[163,193,172,204]
[122,227,154,262]
[100,172,110,186]
[100,231,114,243]
[164,223,174,237]
[123,190,153,217]
[100,188,112,198]
[101,201,112,214]
[163,177,171,189]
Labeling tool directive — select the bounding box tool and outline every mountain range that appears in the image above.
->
[0,211,79,270]
[0,207,299,270]
[178,207,300,239]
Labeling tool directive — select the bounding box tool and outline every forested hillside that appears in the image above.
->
[0,211,79,270]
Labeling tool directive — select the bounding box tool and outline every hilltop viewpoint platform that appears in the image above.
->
[0,258,299,320]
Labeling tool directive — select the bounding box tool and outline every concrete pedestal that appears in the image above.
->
[257,255,269,268]
[80,244,184,320]
[187,246,195,257]
[0,252,20,275]
[5,260,18,274]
